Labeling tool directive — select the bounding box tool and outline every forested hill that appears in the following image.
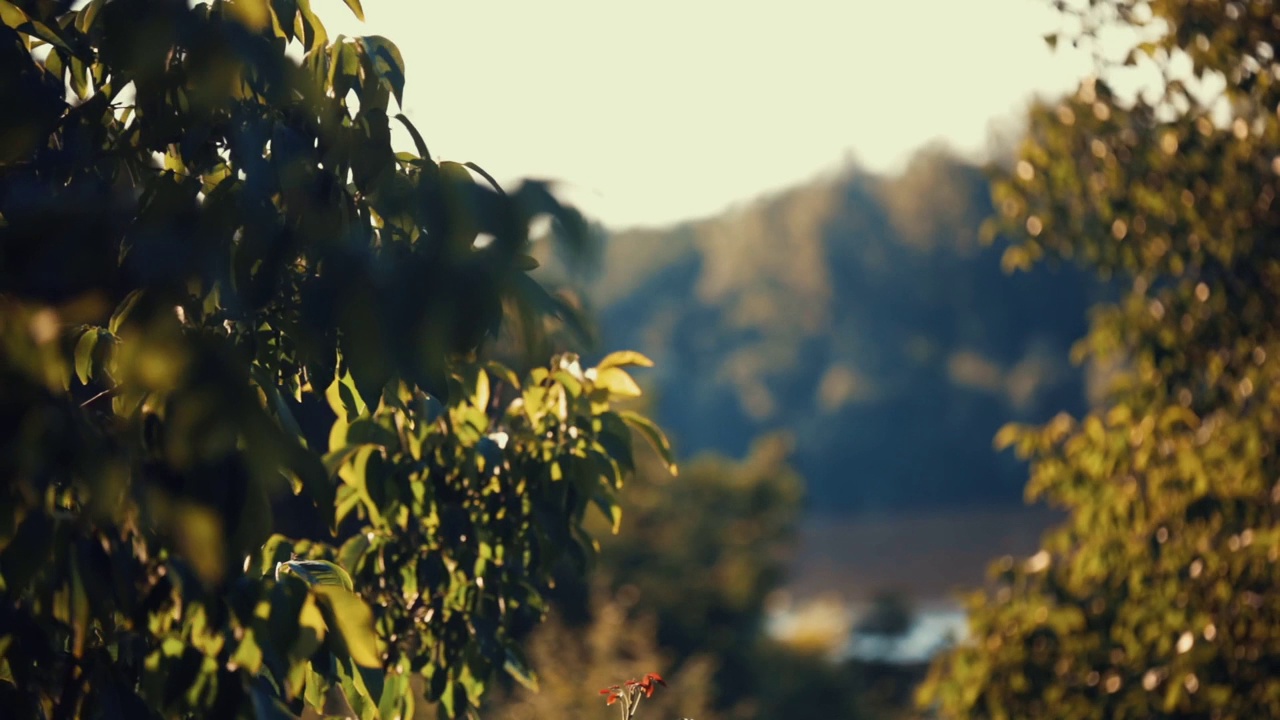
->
[579,148,1105,515]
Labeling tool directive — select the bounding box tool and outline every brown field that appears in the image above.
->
[785,505,1064,604]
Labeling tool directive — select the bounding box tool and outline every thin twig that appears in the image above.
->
[79,387,117,408]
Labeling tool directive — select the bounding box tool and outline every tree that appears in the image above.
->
[0,0,673,717]
[511,432,874,720]
[483,591,717,720]
[921,1,1280,717]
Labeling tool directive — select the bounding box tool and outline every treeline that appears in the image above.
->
[580,148,1104,514]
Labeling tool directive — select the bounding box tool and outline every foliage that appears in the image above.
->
[922,1,1280,717]
[517,431,881,719]
[483,592,715,720]
[591,434,803,708]
[0,0,671,717]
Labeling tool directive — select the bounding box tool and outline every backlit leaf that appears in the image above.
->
[276,559,355,592]
[313,585,381,668]
[619,410,677,476]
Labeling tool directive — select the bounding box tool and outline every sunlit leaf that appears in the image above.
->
[73,328,99,385]
[593,366,642,400]
[313,585,381,668]
[596,350,654,371]
[276,559,354,592]
[340,0,364,21]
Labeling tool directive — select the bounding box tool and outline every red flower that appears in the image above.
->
[599,685,622,705]
[599,673,666,706]
[637,673,666,697]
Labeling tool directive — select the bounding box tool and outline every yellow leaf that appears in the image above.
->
[593,367,642,400]
[313,586,381,668]
[596,350,654,371]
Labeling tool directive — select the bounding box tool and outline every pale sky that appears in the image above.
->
[317,0,1097,229]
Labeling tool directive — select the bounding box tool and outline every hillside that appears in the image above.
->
[578,148,1105,515]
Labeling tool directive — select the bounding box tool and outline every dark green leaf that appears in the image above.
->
[358,35,403,106]
[393,113,431,161]
[619,410,677,476]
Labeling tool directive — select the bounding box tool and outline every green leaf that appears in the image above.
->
[276,559,355,592]
[290,445,335,526]
[313,585,381,668]
[73,328,99,385]
[252,365,303,440]
[485,360,520,390]
[338,285,391,413]
[358,35,404,106]
[593,489,623,534]
[257,535,296,576]
[593,366,642,399]
[341,0,364,21]
[325,369,368,423]
[993,423,1021,451]
[393,113,431,161]
[108,289,143,335]
[502,645,539,692]
[250,678,300,719]
[336,444,384,523]
[514,180,594,262]
[266,0,295,38]
[0,0,26,29]
[0,1,71,51]
[619,410,677,476]
[228,631,265,674]
[74,0,104,34]
[471,366,490,410]
[464,161,505,196]
[379,671,409,720]
[327,38,360,98]
[322,443,364,477]
[294,0,328,52]
[227,0,271,31]
[68,55,88,98]
[43,48,63,84]
[596,350,654,371]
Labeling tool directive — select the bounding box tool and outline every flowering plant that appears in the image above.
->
[599,673,668,719]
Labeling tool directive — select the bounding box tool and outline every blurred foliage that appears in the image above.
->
[483,591,716,720]
[0,0,672,717]
[922,1,1280,717]
[855,592,914,640]
[480,430,890,719]
[573,148,1102,514]
[593,433,802,678]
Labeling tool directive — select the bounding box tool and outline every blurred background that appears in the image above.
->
[320,1,1121,718]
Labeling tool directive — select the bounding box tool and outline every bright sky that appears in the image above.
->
[318,0,1097,229]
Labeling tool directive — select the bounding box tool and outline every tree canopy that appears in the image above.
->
[922,1,1280,717]
[0,0,672,717]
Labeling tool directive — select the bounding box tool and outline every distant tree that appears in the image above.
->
[483,589,717,720]
[0,1,672,718]
[922,1,1280,717]
[517,432,874,720]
